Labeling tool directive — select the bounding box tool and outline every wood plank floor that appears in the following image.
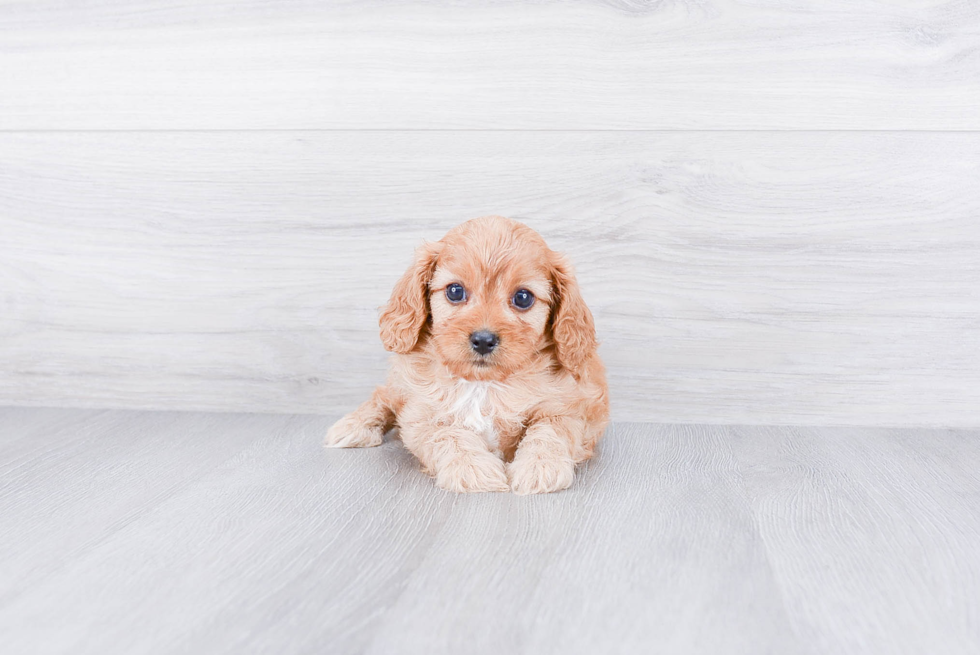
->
[1,408,978,654]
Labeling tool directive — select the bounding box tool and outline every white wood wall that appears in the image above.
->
[1,1,979,426]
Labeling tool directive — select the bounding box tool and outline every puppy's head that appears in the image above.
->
[379,216,597,380]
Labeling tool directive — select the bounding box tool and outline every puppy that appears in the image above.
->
[325,216,609,494]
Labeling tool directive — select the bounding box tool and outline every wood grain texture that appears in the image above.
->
[1,0,979,130]
[2,132,978,425]
[1,408,979,654]
[0,409,283,604]
[362,423,799,655]
[732,425,980,653]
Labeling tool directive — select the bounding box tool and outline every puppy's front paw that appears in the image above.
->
[508,451,575,495]
[435,451,510,493]
[324,414,384,448]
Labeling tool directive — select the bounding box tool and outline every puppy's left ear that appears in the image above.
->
[379,241,442,353]
[549,252,598,377]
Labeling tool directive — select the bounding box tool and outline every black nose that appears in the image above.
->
[469,330,499,355]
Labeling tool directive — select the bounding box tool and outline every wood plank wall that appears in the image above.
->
[1,1,979,426]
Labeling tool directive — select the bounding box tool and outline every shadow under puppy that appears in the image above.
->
[326,216,609,494]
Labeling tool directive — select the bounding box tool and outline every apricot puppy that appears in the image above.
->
[325,216,609,494]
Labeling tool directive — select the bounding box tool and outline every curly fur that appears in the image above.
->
[326,216,609,494]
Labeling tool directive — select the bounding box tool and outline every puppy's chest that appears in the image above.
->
[450,380,519,451]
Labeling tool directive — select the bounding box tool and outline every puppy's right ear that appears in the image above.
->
[379,241,442,353]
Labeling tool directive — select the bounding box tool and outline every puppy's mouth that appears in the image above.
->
[471,358,492,368]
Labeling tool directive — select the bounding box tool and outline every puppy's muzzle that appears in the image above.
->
[469,330,499,356]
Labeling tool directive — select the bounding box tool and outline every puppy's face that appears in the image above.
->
[379,216,597,381]
[427,231,553,381]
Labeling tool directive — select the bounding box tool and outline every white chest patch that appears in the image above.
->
[451,380,499,450]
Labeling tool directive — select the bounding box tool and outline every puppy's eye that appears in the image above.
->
[445,283,466,303]
[512,288,535,310]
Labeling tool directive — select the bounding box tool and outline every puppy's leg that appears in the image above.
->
[508,417,582,495]
[579,415,608,462]
[324,386,395,448]
[400,421,509,493]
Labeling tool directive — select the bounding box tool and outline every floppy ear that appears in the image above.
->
[379,241,442,353]
[549,253,598,376]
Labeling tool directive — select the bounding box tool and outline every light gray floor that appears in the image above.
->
[1,408,978,654]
